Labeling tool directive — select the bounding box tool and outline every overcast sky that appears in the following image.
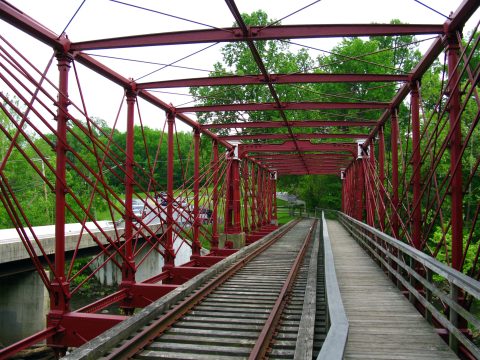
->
[0,0,478,132]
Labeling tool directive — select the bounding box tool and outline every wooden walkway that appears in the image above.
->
[327,220,458,360]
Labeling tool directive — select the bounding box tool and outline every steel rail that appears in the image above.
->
[104,219,301,359]
[248,219,318,359]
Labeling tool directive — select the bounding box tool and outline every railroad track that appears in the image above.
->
[97,219,321,360]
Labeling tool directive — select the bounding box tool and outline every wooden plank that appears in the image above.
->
[294,222,320,359]
[327,220,458,360]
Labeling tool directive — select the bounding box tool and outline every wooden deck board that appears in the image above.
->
[327,220,458,360]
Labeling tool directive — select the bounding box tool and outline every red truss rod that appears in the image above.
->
[203,120,377,129]
[220,133,369,141]
[177,101,389,113]
[239,141,357,156]
[69,24,444,51]
[137,73,409,89]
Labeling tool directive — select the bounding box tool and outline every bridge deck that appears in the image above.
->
[327,220,457,360]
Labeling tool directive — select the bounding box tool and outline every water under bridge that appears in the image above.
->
[0,0,480,359]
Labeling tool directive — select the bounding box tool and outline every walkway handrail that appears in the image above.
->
[317,212,349,360]
[338,212,480,358]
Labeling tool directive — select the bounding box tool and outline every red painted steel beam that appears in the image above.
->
[137,73,409,89]
[177,101,388,113]
[0,1,69,51]
[447,0,480,32]
[219,133,369,141]
[260,155,352,162]
[277,170,339,175]
[239,141,356,156]
[69,24,444,51]
[203,120,377,129]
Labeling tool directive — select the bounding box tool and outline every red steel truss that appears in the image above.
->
[0,0,479,357]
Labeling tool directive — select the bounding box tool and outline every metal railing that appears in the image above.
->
[339,212,480,358]
[318,212,349,360]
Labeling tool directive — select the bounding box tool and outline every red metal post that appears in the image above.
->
[378,126,386,230]
[271,172,277,224]
[164,109,176,271]
[391,109,400,238]
[192,128,201,258]
[261,169,267,224]
[447,33,463,271]
[354,160,365,221]
[50,52,72,322]
[120,89,137,314]
[266,173,272,224]
[243,160,249,233]
[121,88,137,310]
[366,142,375,226]
[411,82,422,250]
[225,148,241,233]
[250,163,257,230]
[211,140,219,250]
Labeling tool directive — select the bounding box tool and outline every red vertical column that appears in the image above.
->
[211,140,219,251]
[411,82,422,250]
[447,33,463,271]
[256,166,262,226]
[366,142,375,226]
[243,160,249,233]
[122,88,136,290]
[250,163,257,230]
[225,147,241,233]
[355,160,365,221]
[192,128,201,258]
[391,109,400,238]
[266,173,272,224]
[50,52,72,321]
[272,173,278,225]
[378,126,386,230]
[261,169,268,225]
[163,109,176,272]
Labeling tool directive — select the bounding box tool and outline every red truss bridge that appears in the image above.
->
[0,0,480,358]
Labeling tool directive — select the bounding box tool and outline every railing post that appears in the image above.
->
[48,51,72,350]
[410,82,422,250]
[391,109,400,238]
[192,128,201,259]
[211,140,219,251]
[163,108,176,273]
